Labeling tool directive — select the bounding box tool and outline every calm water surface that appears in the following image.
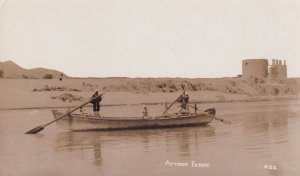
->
[1,100,300,176]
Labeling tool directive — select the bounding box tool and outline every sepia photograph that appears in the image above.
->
[0,0,300,175]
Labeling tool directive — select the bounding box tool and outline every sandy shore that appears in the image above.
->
[0,78,299,110]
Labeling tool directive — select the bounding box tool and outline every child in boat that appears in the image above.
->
[142,105,148,119]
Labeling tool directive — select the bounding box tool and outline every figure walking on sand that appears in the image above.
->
[90,91,102,116]
[177,91,189,114]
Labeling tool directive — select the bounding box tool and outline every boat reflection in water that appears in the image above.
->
[54,125,216,167]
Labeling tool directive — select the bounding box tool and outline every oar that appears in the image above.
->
[188,105,231,125]
[162,95,182,115]
[25,93,105,134]
[200,112,231,125]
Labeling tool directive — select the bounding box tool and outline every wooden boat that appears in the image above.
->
[51,108,216,131]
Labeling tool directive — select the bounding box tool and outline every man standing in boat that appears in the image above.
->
[90,91,102,116]
[177,91,189,114]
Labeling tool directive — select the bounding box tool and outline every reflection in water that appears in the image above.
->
[242,110,289,132]
[242,110,289,137]
[54,126,216,167]
[93,137,102,166]
[178,130,191,158]
[241,110,292,159]
[1,100,300,176]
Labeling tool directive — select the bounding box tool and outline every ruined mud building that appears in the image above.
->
[242,59,287,79]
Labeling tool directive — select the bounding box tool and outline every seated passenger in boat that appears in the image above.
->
[141,105,148,119]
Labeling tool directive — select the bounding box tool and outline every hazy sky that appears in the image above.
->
[1,0,300,78]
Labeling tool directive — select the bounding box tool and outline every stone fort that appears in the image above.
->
[242,59,287,79]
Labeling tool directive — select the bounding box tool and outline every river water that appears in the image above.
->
[0,100,300,176]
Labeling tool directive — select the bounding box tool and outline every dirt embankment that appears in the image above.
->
[103,77,298,96]
[0,77,299,110]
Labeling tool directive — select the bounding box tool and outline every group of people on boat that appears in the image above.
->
[88,90,190,118]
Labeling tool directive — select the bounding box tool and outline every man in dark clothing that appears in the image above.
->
[177,91,189,113]
[90,91,102,115]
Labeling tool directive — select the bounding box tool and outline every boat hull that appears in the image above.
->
[52,108,216,131]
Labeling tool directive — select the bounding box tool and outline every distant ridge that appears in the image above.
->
[0,60,67,79]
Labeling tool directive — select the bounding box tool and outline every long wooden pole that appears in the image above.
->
[25,93,104,134]
[162,95,182,115]
[200,112,231,125]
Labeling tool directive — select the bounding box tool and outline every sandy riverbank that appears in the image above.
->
[0,77,299,110]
